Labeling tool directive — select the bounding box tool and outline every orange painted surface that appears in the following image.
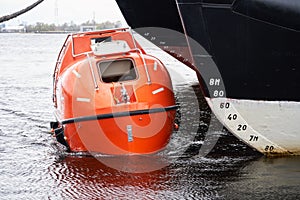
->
[53,28,176,154]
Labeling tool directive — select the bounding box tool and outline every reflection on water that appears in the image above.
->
[46,150,300,200]
[0,33,299,199]
[47,154,253,200]
[222,157,300,199]
[49,156,172,199]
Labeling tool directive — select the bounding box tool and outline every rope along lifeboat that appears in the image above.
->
[50,28,177,154]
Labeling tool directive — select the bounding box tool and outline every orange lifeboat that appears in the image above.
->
[50,28,177,155]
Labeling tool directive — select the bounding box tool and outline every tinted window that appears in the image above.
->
[98,59,137,83]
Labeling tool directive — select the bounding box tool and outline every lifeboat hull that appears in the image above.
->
[51,28,177,155]
[60,108,176,154]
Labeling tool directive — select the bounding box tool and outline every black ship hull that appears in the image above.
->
[116,0,300,156]
[116,0,300,101]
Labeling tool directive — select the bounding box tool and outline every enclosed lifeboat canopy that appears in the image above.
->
[51,28,177,155]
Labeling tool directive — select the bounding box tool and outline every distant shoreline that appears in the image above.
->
[32,30,73,34]
[0,31,71,34]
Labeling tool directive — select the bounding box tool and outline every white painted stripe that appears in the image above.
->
[72,70,81,78]
[153,62,158,71]
[76,97,90,102]
[205,97,300,155]
[152,87,164,95]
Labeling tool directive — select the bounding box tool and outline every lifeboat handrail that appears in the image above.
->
[86,53,99,90]
[129,28,151,84]
[71,33,93,58]
[53,35,70,107]
[135,48,151,84]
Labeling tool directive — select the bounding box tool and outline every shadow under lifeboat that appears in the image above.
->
[50,28,178,155]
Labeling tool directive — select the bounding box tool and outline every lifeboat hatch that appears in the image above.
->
[91,39,131,56]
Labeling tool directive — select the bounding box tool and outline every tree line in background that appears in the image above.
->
[0,0,123,33]
[24,20,122,32]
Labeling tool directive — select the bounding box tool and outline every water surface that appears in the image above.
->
[0,33,299,200]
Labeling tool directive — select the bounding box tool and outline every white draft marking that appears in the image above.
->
[205,97,300,155]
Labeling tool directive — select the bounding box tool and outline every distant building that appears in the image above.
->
[1,25,26,33]
[0,23,5,31]
[80,25,96,32]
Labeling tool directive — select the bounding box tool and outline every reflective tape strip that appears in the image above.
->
[72,70,81,78]
[76,98,90,102]
[152,87,164,95]
[154,62,158,71]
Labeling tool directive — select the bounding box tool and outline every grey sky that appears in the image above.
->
[0,0,127,25]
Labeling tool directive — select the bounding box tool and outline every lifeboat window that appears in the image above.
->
[98,59,137,83]
[92,36,112,44]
